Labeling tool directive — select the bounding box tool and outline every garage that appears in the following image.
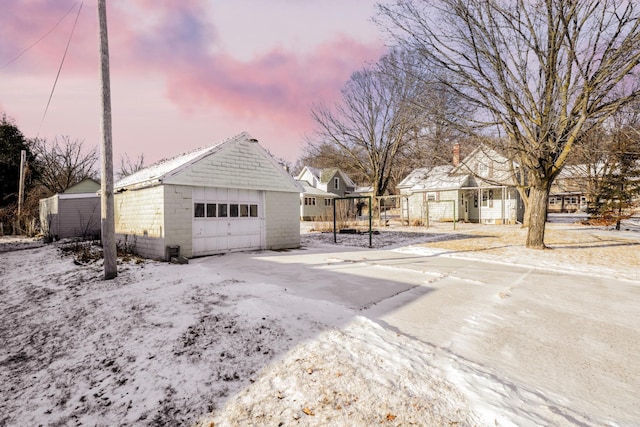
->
[113,132,303,260]
[192,187,264,255]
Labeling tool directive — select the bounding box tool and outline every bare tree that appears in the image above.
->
[117,153,145,180]
[379,0,640,248]
[32,136,98,194]
[307,49,429,199]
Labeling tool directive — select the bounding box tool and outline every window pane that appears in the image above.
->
[240,204,249,217]
[230,204,239,217]
[194,203,205,218]
[206,203,217,217]
[250,204,258,217]
[218,204,228,217]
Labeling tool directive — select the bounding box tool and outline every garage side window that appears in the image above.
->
[206,203,216,217]
[194,203,205,218]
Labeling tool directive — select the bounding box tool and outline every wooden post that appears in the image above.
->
[17,150,26,217]
[98,0,117,279]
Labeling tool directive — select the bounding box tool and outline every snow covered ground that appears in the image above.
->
[1,219,638,426]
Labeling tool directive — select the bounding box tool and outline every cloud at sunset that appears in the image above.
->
[0,0,386,162]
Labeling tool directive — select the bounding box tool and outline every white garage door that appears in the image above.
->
[192,187,264,256]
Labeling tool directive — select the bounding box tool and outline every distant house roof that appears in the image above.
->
[319,168,355,187]
[296,166,357,189]
[398,165,463,192]
[398,168,432,188]
[297,180,338,197]
[355,186,373,194]
[61,178,100,194]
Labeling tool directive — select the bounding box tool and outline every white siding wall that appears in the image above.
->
[300,196,333,220]
[163,185,193,257]
[265,191,300,249]
[114,186,166,259]
[426,190,460,221]
[167,140,297,193]
[405,193,424,224]
[298,169,318,188]
[39,196,58,237]
[475,188,520,224]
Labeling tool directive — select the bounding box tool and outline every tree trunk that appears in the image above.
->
[526,185,550,249]
[516,187,530,228]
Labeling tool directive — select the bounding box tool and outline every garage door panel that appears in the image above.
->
[193,187,263,256]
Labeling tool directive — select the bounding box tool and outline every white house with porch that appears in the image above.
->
[398,146,525,225]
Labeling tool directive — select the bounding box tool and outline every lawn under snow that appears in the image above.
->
[1,219,639,426]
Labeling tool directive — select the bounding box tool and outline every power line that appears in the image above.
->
[38,2,84,136]
[0,2,79,70]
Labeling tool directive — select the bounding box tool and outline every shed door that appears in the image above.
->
[192,187,264,256]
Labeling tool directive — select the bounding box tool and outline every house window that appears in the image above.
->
[230,204,239,217]
[549,198,556,205]
[568,196,577,204]
[427,192,436,201]
[250,204,258,217]
[218,204,228,217]
[206,203,216,217]
[194,203,205,218]
[324,198,333,206]
[305,197,316,206]
[482,190,488,207]
[334,177,339,190]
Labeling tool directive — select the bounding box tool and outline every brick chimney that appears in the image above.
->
[452,143,460,166]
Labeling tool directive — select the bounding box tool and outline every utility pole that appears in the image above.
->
[98,0,117,279]
[16,149,26,234]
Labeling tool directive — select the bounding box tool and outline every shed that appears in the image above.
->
[39,178,101,240]
[113,132,302,260]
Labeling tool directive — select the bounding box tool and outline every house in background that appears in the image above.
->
[296,166,357,220]
[548,164,591,213]
[113,132,302,260]
[296,181,337,220]
[398,165,469,224]
[398,146,525,225]
[39,178,101,240]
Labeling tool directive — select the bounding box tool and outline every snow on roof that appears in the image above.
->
[410,172,469,192]
[355,186,373,194]
[114,132,250,190]
[398,165,461,191]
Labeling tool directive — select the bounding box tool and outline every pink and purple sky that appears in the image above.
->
[0,0,386,165]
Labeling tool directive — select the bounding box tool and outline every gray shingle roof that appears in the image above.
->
[114,132,249,190]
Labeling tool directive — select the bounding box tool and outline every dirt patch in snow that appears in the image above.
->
[0,243,305,426]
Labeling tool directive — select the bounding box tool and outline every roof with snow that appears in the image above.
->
[398,165,466,192]
[115,132,249,191]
